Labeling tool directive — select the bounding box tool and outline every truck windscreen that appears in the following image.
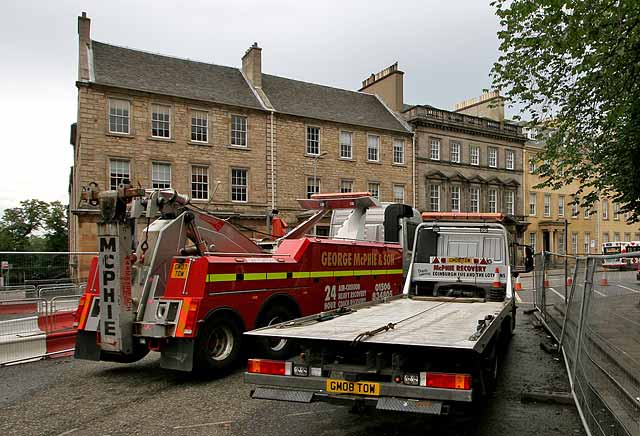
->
[414,227,438,263]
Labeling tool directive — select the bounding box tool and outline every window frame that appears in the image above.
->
[393,138,405,165]
[505,149,514,170]
[306,125,321,156]
[151,103,171,139]
[340,179,353,193]
[367,134,380,162]
[230,114,248,147]
[429,184,440,212]
[430,138,441,161]
[470,186,480,213]
[450,185,461,212]
[151,161,172,189]
[488,188,498,213]
[450,141,461,163]
[190,165,209,200]
[488,147,498,168]
[393,184,405,204]
[558,195,565,217]
[108,158,131,190]
[339,130,353,160]
[367,182,380,200]
[190,109,209,144]
[602,200,609,220]
[470,146,480,166]
[306,176,321,199]
[528,192,537,216]
[108,98,131,135]
[231,168,249,202]
[544,194,551,217]
[505,191,515,215]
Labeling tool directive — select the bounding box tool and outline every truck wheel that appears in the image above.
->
[194,316,242,375]
[482,344,499,394]
[255,305,297,360]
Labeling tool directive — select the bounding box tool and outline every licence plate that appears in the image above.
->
[326,379,380,396]
[171,262,190,279]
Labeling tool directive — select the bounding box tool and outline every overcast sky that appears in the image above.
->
[0,0,504,212]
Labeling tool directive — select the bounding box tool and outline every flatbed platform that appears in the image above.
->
[246,296,512,352]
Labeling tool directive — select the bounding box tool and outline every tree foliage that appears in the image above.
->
[0,200,68,251]
[491,0,640,221]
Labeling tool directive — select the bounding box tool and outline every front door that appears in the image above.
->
[543,231,551,253]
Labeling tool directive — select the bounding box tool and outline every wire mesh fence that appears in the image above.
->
[0,251,97,288]
[534,251,640,436]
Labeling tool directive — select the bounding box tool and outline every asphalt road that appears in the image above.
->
[0,306,585,436]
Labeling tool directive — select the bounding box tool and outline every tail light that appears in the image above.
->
[424,372,472,390]
[247,358,292,375]
[177,299,199,336]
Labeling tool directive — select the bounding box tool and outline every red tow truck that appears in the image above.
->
[73,183,420,373]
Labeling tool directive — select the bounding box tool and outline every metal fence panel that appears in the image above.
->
[0,252,97,287]
[535,251,640,436]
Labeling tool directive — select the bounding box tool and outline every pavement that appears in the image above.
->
[0,304,585,436]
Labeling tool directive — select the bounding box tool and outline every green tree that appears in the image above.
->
[491,0,640,221]
[0,200,68,251]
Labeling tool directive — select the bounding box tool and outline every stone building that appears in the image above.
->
[523,133,640,254]
[360,65,526,221]
[69,13,413,253]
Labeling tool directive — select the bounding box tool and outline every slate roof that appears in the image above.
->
[91,41,264,110]
[261,74,409,133]
[90,41,410,134]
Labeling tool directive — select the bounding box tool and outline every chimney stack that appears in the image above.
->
[77,12,91,81]
[454,91,505,122]
[242,42,262,88]
[359,62,404,112]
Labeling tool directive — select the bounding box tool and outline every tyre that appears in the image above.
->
[482,343,499,395]
[193,315,243,375]
[486,288,506,302]
[254,305,297,360]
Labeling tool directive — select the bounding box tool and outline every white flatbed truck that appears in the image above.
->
[243,213,533,415]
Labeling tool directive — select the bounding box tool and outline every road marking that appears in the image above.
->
[613,283,640,294]
[56,430,78,436]
[285,411,320,417]
[593,289,607,297]
[548,287,565,300]
[172,421,234,429]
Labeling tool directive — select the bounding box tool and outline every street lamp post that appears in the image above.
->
[312,151,328,196]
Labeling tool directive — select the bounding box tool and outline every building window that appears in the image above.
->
[306,177,320,199]
[429,185,440,212]
[109,159,130,190]
[614,232,620,242]
[571,201,579,218]
[544,194,551,217]
[450,186,461,212]
[635,232,640,241]
[231,115,247,147]
[506,149,514,170]
[393,138,405,164]
[602,232,609,244]
[315,226,330,237]
[368,182,380,200]
[624,233,631,242]
[151,162,171,189]
[558,195,565,217]
[572,232,579,254]
[367,135,380,162]
[559,232,566,254]
[488,189,497,213]
[529,232,536,252]
[191,166,209,200]
[488,147,497,168]
[191,110,208,143]
[231,168,248,202]
[340,179,353,193]
[584,232,591,254]
[393,185,405,203]
[528,192,537,216]
[505,191,515,215]
[528,159,536,173]
[613,203,620,220]
[470,187,480,213]
[151,104,171,138]
[108,99,130,134]
[470,146,480,166]
[602,200,609,220]
[450,142,460,163]
[430,138,441,161]
[340,131,352,159]
[583,206,590,219]
[306,126,320,155]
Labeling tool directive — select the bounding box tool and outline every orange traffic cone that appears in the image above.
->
[599,270,609,287]
[543,271,550,288]
[492,268,502,288]
[514,276,523,291]
[566,270,573,286]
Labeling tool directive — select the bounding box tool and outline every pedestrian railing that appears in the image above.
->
[534,251,640,436]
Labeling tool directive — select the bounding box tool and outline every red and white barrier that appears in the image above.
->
[0,311,76,365]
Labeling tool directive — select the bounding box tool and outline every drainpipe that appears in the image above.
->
[270,111,275,210]
[412,133,416,208]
